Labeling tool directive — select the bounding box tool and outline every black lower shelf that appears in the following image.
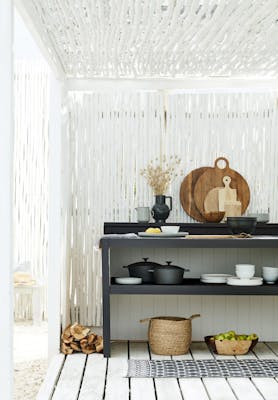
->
[110,278,278,295]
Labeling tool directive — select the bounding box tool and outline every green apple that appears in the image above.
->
[215,334,225,340]
[227,330,236,337]
[247,333,258,340]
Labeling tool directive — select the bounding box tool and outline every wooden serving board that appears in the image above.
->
[180,166,213,222]
[194,157,250,216]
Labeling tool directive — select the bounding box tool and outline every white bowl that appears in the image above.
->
[115,277,142,285]
[235,263,255,271]
[235,264,255,279]
[161,225,180,233]
[262,266,278,283]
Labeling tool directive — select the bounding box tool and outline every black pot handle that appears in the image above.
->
[165,196,172,211]
[142,257,149,262]
[166,261,172,265]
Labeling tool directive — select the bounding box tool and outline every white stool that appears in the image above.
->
[14,284,43,324]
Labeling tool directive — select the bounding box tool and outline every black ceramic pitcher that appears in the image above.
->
[151,195,172,223]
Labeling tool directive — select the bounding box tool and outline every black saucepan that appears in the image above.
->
[149,261,190,284]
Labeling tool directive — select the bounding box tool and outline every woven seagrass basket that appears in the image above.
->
[140,314,200,355]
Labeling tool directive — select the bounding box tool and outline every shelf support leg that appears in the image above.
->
[102,241,111,357]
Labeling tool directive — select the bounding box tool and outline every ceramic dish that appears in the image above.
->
[226,276,263,286]
[200,274,232,283]
[115,277,142,285]
[138,232,189,238]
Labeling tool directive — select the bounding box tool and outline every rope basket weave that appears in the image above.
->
[140,314,200,355]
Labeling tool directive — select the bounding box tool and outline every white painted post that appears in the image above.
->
[0,1,14,398]
[48,75,62,361]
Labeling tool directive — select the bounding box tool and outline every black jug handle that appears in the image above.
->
[165,196,172,211]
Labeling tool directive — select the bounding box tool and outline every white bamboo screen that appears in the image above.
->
[14,60,49,320]
[21,0,278,78]
[63,89,278,327]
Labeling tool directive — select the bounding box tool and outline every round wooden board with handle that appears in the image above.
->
[193,157,250,216]
[180,166,213,222]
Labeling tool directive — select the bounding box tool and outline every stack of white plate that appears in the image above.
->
[227,276,263,286]
[200,274,232,283]
[115,277,142,285]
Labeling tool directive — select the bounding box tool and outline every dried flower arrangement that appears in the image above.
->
[140,155,181,195]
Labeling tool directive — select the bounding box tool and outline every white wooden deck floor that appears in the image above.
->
[37,341,278,400]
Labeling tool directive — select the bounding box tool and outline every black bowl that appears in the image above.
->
[227,217,257,234]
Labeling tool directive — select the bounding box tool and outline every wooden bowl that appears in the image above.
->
[203,211,225,223]
[204,335,258,355]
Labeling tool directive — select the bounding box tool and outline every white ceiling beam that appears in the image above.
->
[15,0,66,80]
[65,78,278,92]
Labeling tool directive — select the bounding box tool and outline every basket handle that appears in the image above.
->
[189,314,201,320]
[140,318,151,323]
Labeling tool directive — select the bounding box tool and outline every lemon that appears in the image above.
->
[146,227,161,233]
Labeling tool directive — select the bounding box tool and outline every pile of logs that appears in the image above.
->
[61,322,103,355]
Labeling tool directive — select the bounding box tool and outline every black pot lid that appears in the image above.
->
[158,261,184,271]
[125,258,162,268]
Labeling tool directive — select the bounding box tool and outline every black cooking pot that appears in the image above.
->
[150,261,190,285]
[123,258,161,283]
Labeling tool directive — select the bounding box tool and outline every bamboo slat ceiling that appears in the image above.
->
[21,0,278,78]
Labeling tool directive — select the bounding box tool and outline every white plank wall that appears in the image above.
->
[110,247,278,341]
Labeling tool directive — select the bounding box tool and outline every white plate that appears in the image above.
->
[227,276,263,286]
[201,274,232,283]
[138,232,189,238]
[115,277,142,285]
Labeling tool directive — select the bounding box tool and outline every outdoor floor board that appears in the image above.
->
[39,342,278,400]
[129,342,156,400]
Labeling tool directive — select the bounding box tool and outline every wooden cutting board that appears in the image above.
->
[180,166,213,222]
[194,157,250,216]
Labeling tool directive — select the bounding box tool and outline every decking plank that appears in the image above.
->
[265,342,278,356]
[252,378,278,400]
[253,342,277,359]
[104,342,129,400]
[52,353,86,400]
[129,342,156,400]
[251,342,278,400]
[203,378,237,400]
[228,378,264,400]
[190,342,214,359]
[179,378,210,399]
[78,353,107,400]
[150,349,183,400]
[36,354,65,400]
[173,345,209,399]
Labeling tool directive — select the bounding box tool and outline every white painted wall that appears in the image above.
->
[0,1,14,398]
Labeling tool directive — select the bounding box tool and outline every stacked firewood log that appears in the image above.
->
[61,322,103,354]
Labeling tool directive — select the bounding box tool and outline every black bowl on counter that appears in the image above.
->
[227,217,257,234]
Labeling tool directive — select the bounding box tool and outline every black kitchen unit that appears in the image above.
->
[101,223,278,357]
